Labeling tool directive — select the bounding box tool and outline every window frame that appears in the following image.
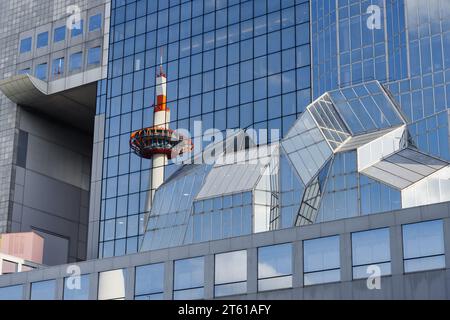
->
[54,26,66,43]
[69,51,83,72]
[257,243,293,292]
[87,46,102,66]
[134,263,165,300]
[35,62,48,80]
[36,31,49,49]
[351,228,392,280]
[214,250,247,297]
[20,37,32,53]
[173,256,205,300]
[303,235,341,286]
[89,13,103,32]
[402,219,446,273]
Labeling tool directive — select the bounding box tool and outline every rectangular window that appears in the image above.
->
[89,14,102,32]
[88,46,101,65]
[215,250,247,297]
[403,220,445,273]
[98,269,127,300]
[70,52,83,71]
[0,285,23,300]
[37,32,48,48]
[20,37,32,53]
[52,57,64,77]
[30,280,56,300]
[304,236,340,285]
[35,63,48,80]
[63,274,89,300]
[352,228,391,279]
[71,19,84,38]
[54,26,66,42]
[174,257,204,300]
[134,263,164,300]
[258,243,292,291]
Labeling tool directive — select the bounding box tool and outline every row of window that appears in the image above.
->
[19,47,102,81]
[112,0,309,27]
[0,219,445,300]
[19,14,102,54]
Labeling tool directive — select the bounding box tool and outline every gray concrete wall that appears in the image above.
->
[87,113,105,260]
[1,201,450,299]
[9,109,92,264]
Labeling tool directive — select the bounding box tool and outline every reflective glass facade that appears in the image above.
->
[312,0,450,160]
[98,0,312,257]
[96,0,450,259]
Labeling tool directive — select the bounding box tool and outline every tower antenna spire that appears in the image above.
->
[159,47,164,75]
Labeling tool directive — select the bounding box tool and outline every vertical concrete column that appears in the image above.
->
[88,272,99,300]
[204,254,214,299]
[125,266,135,300]
[340,233,352,282]
[163,260,174,300]
[293,241,303,288]
[390,225,404,275]
[247,248,257,294]
[443,218,450,267]
[55,277,64,300]
[23,282,30,300]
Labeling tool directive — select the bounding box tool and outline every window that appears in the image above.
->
[352,228,391,279]
[303,236,340,285]
[71,19,84,38]
[37,32,48,48]
[88,47,101,65]
[0,285,23,300]
[134,263,164,300]
[258,243,292,291]
[215,250,247,297]
[174,257,204,300]
[20,37,32,53]
[98,269,127,300]
[54,26,66,42]
[89,14,102,32]
[30,280,56,300]
[70,52,83,71]
[52,57,64,77]
[35,63,48,80]
[403,220,445,273]
[63,274,89,300]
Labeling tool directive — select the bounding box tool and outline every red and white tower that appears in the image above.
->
[130,60,193,209]
[151,64,170,198]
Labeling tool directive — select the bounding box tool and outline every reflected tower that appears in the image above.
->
[130,59,193,212]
